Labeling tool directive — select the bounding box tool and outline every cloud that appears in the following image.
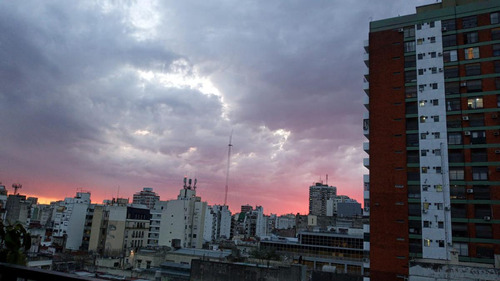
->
[0,0,436,214]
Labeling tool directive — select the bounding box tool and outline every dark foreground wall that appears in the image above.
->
[190,259,306,281]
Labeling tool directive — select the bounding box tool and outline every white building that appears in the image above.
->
[309,182,337,216]
[158,178,207,249]
[203,204,232,242]
[52,192,91,250]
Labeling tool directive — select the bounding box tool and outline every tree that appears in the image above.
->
[0,221,31,265]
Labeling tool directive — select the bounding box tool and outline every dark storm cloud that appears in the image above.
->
[0,0,436,213]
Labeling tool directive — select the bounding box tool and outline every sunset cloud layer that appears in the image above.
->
[0,1,435,214]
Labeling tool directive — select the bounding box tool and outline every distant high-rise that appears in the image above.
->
[364,0,500,279]
[132,187,160,209]
[308,183,337,216]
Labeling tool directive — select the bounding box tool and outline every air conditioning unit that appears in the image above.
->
[445,206,450,211]
[439,68,443,72]
[464,131,471,136]
[438,52,443,57]
[466,188,474,194]
[398,28,404,32]
[484,216,491,221]
[462,116,469,121]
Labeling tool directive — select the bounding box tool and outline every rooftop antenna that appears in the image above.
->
[326,174,329,185]
[12,183,22,195]
[224,131,233,206]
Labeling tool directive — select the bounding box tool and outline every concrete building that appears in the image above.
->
[0,184,7,221]
[365,0,500,279]
[260,228,365,275]
[276,214,296,230]
[147,200,168,247]
[132,187,160,209]
[4,194,31,227]
[309,182,337,216]
[158,178,207,249]
[51,192,91,251]
[204,204,232,241]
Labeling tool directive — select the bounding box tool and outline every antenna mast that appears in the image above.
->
[224,131,233,206]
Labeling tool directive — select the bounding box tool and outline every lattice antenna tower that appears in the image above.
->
[224,131,233,206]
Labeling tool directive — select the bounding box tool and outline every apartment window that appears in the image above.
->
[446,99,460,111]
[473,186,490,200]
[432,99,439,105]
[477,247,494,259]
[444,66,459,78]
[475,224,492,238]
[436,166,442,174]
[406,102,418,114]
[449,150,464,162]
[443,50,458,62]
[469,114,484,127]
[421,132,427,140]
[407,134,419,147]
[464,32,479,44]
[405,55,416,68]
[407,117,418,130]
[445,82,460,95]
[417,38,424,45]
[471,148,487,162]
[442,34,457,47]
[462,16,477,29]
[418,53,424,60]
[442,19,456,31]
[492,28,500,41]
[404,27,415,38]
[472,166,488,180]
[497,78,500,90]
[493,44,500,56]
[465,64,481,76]
[471,130,486,144]
[418,69,424,75]
[430,51,436,58]
[431,67,437,74]
[433,116,440,122]
[466,79,482,92]
[448,132,462,145]
[464,47,479,60]
[474,205,491,219]
[423,221,431,228]
[406,86,417,98]
[434,149,441,156]
[424,239,431,247]
[491,12,500,24]
[495,61,500,73]
[405,70,417,83]
[422,167,428,175]
[420,116,427,123]
[405,41,416,52]
[452,223,468,238]
[438,221,444,228]
[449,167,464,180]
[451,204,467,218]
[467,97,483,109]
[450,185,466,199]
[430,36,436,43]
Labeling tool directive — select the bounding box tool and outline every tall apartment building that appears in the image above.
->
[132,187,160,209]
[309,182,337,216]
[364,0,500,280]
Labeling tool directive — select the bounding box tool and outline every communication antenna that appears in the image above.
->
[224,131,233,206]
[12,183,22,195]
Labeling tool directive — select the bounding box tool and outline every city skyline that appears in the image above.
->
[0,1,435,215]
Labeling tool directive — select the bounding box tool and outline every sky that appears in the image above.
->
[0,0,437,215]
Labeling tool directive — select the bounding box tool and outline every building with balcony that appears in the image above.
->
[364,0,500,280]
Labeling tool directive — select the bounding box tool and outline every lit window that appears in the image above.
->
[419,100,426,107]
[420,116,427,123]
[467,97,483,109]
[422,167,428,173]
[464,47,479,60]
[423,202,430,210]
[417,38,424,45]
[424,239,431,247]
[435,184,443,192]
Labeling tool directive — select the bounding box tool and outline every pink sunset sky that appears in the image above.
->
[0,1,435,215]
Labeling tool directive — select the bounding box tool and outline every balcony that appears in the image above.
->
[363,158,369,169]
[364,39,369,53]
[363,142,369,154]
[363,53,369,67]
[363,95,369,110]
[363,79,369,95]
